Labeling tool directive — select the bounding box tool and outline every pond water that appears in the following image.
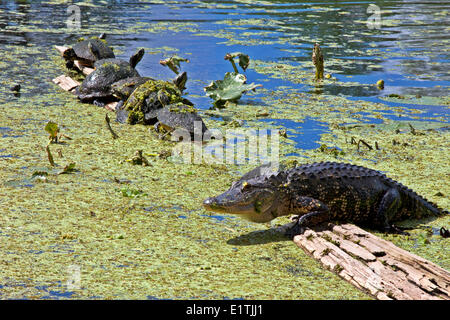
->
[1,0,448,126]
[0,0,449,300]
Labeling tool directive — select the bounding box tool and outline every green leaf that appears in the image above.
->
[31,171,49,179]
[225,52,250,71]
[119,187,147,198]
[159,55,190,74]
[204,72,261,104]
[45,121,59,140]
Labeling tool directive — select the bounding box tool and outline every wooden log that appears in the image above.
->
[293,223,450,300]
[52,75,80,92]
[73,60,94,76]
[55,45,69,55]
[104,101,118,112]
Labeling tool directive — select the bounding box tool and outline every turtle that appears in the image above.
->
[75,48,145,104]
[111,76,154,101]
[116,79,192,125]
[63,38,115,68]
[155,103,208,140]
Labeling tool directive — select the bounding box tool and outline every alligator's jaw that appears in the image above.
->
[203,197,276,223]
[203,197,254,215]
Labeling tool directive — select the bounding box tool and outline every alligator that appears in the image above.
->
[203,162,448,237]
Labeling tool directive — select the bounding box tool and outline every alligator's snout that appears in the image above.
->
[203,196,230,213]
[203,197,218,210]
[203,197,213,207]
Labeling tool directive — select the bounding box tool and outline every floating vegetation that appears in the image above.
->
[204,53,262,108]
[45,121,59,143]
[159,55,190,75]
[204,72,262,108]
[0,0,448,301]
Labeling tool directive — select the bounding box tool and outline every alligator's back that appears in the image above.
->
[286,162,446,225]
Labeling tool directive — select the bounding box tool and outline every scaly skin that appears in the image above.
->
[203,162,448,237]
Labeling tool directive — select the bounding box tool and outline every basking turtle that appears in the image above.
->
[63,38,115,68]
[116,79,190,125]
[155,103,208,140]
[75,48,145,104]
[111,76,154,101]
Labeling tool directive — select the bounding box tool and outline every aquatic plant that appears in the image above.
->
[224,52,250,73]
[204,52,261,108]
[159,55,189,75]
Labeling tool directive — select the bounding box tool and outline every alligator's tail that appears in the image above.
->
[387,178,448,219]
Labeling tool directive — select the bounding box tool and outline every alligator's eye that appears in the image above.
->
[241,181,251,190]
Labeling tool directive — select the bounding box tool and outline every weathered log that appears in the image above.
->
[104,101,118,112]
[52,75,80,92]
[293,223,450,300]
[73,60,94,76]
[54,45,69,55]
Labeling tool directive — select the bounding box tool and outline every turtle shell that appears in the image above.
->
[65,39,115,65]
[119,79,182,125]
[111,76,154,101]
[76,58,140,102]
[156,103,207,139]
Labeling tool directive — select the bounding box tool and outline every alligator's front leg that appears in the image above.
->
[285,196,330,238]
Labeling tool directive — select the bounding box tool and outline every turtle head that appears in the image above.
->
[157,89,171,106]
[87,41,101,61]
[62,47,77,61]
[173,71,188,91]
[129,48,145,68]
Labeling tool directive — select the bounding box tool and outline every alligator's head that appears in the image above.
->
[203,163,285,223]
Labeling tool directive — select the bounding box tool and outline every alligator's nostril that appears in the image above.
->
[203,198,212,206]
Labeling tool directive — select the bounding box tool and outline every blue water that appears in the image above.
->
[258,117,329,150]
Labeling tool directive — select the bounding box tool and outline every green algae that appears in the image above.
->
[1,0,449,301]
[0,87,369,299]
[379,94,450,106]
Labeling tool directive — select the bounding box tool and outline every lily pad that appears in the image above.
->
[204,72,261,107]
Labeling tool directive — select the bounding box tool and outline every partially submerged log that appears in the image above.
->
[293,223,450,300]
[52,75,80,92]
[73,60,94,76]
[312,43,324,80]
